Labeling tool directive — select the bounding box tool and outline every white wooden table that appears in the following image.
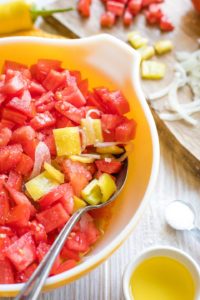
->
[3,5,200,299]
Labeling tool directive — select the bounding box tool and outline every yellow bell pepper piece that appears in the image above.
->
[98,173,117,203]
[73,196,87,212]
[141,61,166,80]
[70,155,95,164]
[53,127,81,156]
[81,179,102,205]
[128,31,148,49]
[96,146,124,155]
[81,119,103,146]
[44,162,64,184]
[139,46,155,61]
[154,40,173,55]
[25,171,59,201]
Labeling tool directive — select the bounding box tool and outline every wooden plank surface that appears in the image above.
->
[44,0,200,177]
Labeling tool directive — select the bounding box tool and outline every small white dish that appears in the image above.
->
[123,246,200,300]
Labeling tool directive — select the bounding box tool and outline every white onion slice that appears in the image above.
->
[86,109,101,119]
[79,128,87,152]
[95,142,127,148]
[80,153,101,159]
[104,157,112,163]
[29,141,51,179]
[159,105,200,122]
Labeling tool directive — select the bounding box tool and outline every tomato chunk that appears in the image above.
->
[95,160,122,174]
[29,220,47,244]
[62,159,92,197]
[6,204,31,228]
[15,153,34,176]
[11,126,36,145]
[2,108,27,125]
[6,90,35,118]
[0,258,14,283]
[30,112,56,131]
[43,70,66,92]
[66,232,89,252]
[54,259,77,275]
[7,170,22,191]
[4,232,36,272]
[55,85,86,108]
[0,188,9,225]
[0,127,12,147]
[16,263,38,283]
[36,203,69,233]
[55,101,85,124]
[0,144,23,173]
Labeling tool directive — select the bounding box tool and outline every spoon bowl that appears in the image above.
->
[15,159,128,300]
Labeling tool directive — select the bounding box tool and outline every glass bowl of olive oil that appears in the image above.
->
[123,246,200,300]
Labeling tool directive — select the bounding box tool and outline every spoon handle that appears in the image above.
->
[190,228,200,243]
[15,207,86,300]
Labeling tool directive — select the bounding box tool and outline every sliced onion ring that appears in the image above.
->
[29,141,51,179]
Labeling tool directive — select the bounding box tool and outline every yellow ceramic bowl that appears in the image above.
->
[0,34,159,297]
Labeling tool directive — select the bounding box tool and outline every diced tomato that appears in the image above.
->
[36,241,61,275]
[0,234,11,258]
[11,126,35,145]
[4,232,36,272]
[30,112,56,131]
[0,144,23,173]
[28,81,46,96]
[2,108,27,125]
[0,73,25,95]
[0,226,15,236]
[78,0,91,17]
[59,185,74,214]
[6,89,35,118]
[36,203,69,233]
[56,116,75,128]
[60,246,80,261]
[23,138,39,160]
[55,101,85,124]
[7,171,22,191]
[95,160,122,174]
[123,8,133,26]
[54,259,77,275]
[16,262,38,283]
[159,15,174,31]
[62,159,92,196]
[4,184,36,216]
[128,0,142,15]
[95,88,130,115]
[106,1,125,16]
[78,79,89,98]
[39,183,73,209]
[85,163,97,175]
[115,119,137,142]
[34,91,55,113]
[0,188,9,225]
[15,153,33,176]
[0,258,14,283]
[66,232,89,252]
[6,204,31,228]
[86,92,106,112]
[29,220,47,244]
[0,127,12,147]
[69,70,82,84]
[43,70,66,92]
[145,4,163,24]
[44,134,56,156]
[102,129,116,142]
[100,11,116,27]
[3,60,27,73]
[55,85,86,108]
[79,213,100,245]
[30,59,62,82]
[101,114,124,131]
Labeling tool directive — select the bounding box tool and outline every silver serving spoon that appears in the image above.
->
[165,200,200,239]
[15,159,128,300]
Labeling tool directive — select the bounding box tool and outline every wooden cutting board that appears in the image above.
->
[44,0,200,177]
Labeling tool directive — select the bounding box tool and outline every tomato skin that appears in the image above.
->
[15,153,33,176]
[29,220,47,244]
[101,114,124,131]
[6,90,35,118]
[30,112,56,131]
[55,85,86,108]
[123,8,133,26]
[31,59,62,82]
[23,138,39,160]
[43,70,66,92]
[4,232,36,272]
[36,203,69,233]
[0,127,12,147]
[159,15,174,31]
[2,108,27,125]
[3,60,27,73]
[115,119,137,142]
[55,101,85,124]
[34,91,55,113]
[78,0,91,17]
[0,258,14,283]
[95,160,122,174]
[28,81,46,96]
[11,126,36,145]
[60,246,80,261]
[66,232,89,252]
[128,0,142,15]
[106,1,125,16]
[0,73,25,95]
[16,263,38,283]
[44,134,57,156]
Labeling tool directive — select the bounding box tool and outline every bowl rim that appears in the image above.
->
[0,34,160,294]
[123,245,200,300]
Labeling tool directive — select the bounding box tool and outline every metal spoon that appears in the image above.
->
[15,159,128,300]
[165,200,200,240]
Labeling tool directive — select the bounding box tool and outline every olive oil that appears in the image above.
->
[130,256,195,300]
